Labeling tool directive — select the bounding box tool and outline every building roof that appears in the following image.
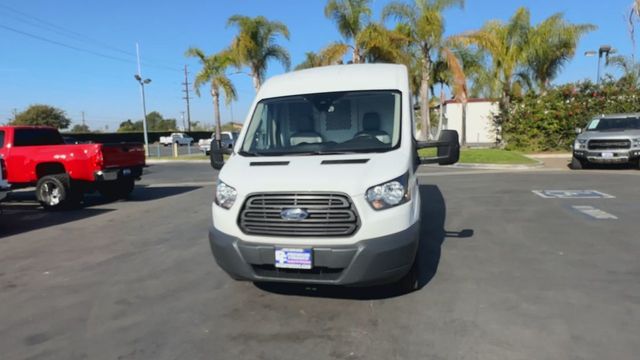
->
[258,64,409,99]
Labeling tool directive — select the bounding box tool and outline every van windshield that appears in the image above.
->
[240,90,401,156]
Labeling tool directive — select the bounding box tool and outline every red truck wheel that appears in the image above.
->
[36,174,81,210]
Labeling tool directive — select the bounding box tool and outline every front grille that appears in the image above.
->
[588,139,631,150]
[238,193,359,237]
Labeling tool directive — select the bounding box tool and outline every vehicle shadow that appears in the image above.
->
[565,162,638,170]
[0,203,113,238]
[82,185,202,206]
[0,185,200,237]
[254,184,474,300]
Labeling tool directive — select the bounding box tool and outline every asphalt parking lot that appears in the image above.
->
[0,163,638,360]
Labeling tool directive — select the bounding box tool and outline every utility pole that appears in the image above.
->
[182,64,192,132]
[81,111,86,127]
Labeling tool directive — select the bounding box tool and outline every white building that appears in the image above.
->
[443,99,499,145]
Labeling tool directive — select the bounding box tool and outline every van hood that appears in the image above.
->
[217,151,411,198]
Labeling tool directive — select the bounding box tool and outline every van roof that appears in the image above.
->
[258,63,409,99]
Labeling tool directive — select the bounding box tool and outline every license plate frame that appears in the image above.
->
[275,247,313,270]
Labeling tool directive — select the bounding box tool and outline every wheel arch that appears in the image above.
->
[35,162,67,178]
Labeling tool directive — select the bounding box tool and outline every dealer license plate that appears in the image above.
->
[275,248,312,269]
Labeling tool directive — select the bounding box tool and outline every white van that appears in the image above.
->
[208,64,459,288]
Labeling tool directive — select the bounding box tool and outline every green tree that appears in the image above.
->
[383,0,465,140]
[117,119,141,132]
[145,111,176,131]
[10,104,71,129]
[607,55,640,88]
[70,123,90,133]
[527,15,595,90]
[324,0,372,64]
[227,15,291,92]
[186,48,238,141]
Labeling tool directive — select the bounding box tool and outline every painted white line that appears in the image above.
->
[532,190,615,199]
[572,205,618,220]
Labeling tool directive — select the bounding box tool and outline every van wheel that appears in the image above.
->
[36,174,80,210]
[99,178,135,200]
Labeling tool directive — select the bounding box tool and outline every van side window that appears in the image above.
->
[0,131,4,148]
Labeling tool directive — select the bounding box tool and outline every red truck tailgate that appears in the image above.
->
[100,143,146,169]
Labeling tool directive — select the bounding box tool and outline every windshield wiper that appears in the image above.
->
[238,150,260,157]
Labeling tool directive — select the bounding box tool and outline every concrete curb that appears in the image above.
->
[526,153,572,159]
[444,161,545,170]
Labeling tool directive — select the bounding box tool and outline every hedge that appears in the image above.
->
[503,81,640,151]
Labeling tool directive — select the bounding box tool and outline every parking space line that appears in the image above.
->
[532,190,615,199]
[571,205,618,220]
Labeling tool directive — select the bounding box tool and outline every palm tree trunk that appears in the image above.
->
[419,56,432,140]
[435,84,445,140]
[212,88,222,141]
[353,46,362,64]
[251,67,262,92]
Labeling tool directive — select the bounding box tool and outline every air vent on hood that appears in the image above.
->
[321,159,369,165]
[250,161,290,166]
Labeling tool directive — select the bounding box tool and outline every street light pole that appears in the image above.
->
[135,75,151,156]
[135,43,150,156]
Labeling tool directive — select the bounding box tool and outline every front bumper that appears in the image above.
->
[573,149,640,163]
[208,222,420,286]
[94,166,143,181]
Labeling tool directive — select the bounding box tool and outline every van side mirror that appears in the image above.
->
[575,127,583,134]
[210,140,229,170]
[416,130,460,165]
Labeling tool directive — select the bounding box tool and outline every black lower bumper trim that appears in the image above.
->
[208,222,420,286]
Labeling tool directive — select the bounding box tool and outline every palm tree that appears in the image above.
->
[295,43,348,70]
[527,15,595,91]
[430,48,467,141]
[454,7,531,115]
[608,55,640,88]
[324,0,372,64]
[227,15,291,92]
[185,48,237,141]
[383,0,465,140]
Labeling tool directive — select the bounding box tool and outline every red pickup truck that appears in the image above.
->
[0,126,146,209]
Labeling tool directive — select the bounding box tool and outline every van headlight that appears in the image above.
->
[365,173,410,210]
[215,180,237,209]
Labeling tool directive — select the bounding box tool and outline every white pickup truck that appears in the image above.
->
[198,131,239,155]
[159,133,194,146]
[207,64,460,290]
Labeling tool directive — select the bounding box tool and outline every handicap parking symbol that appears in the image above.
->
[532,190,615,199]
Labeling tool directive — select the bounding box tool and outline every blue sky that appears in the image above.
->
[0,0,635,131]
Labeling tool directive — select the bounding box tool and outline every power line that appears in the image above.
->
[0,24,137,64]
[0,24,180,72]
[0,3,181,71]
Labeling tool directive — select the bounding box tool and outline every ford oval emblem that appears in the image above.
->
[280,208,309,221]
